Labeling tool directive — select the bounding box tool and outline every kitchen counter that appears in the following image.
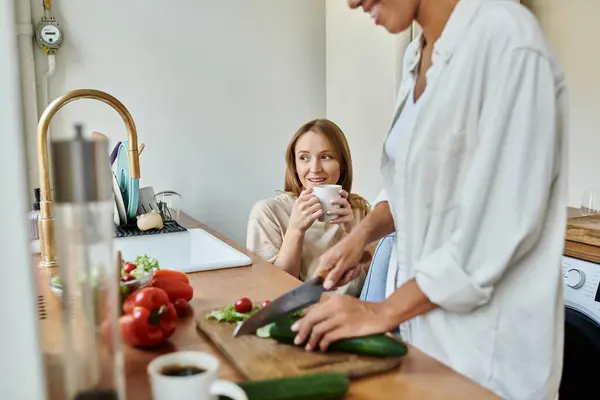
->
[35,214,499,400]
[564,207,600,263]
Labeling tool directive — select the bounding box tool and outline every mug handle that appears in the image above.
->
[210,379,248,400]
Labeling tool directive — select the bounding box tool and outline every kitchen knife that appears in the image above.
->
[232,270,327,337]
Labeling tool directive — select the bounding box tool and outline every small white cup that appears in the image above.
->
[312,184,342,223]
[147,351,248,400]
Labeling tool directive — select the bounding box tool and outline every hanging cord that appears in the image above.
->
[43,0,51,18]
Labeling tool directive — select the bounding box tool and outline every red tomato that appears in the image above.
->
[235,297,253,313]
[153,269,190,284]
[261,300,271,308]
[123,262,136,274]
[150,279,193,303]
[173,298,189,318]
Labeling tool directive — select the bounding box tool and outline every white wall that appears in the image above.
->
[29,0,326,244]
[526,0,600,207]
[0,0,46,397]
[28,0,592,244]
[325,0,411,204]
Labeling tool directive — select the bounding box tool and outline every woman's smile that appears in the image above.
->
[364,1,382,22]
[307,177,327,184]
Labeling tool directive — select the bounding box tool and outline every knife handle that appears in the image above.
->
[315,269,329,283]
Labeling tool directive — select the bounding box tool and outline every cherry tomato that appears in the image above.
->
[261,300,271,308]
[234,297,253,313]
[173,298,189,318]
[153,269,190,284]
[123,262,136,274]
[121,274,136,282]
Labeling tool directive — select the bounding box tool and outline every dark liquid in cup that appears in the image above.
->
[74,389,118,400]
[160,364,206,377]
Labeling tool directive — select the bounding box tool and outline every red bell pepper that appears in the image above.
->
[150,277,194,303]
[119,287,178,348]
[152,269,190,284]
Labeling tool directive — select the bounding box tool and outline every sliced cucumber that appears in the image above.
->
[255,323,273,339]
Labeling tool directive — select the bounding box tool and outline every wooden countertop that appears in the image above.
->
[36,214,499,400]
[564,207,600,264]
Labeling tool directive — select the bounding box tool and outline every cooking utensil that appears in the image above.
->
[113,196,120,225]
[115,141,139,219]
[138,186,159,215]
[112,172,127,225]
[154,190,182,222]
[110,141,122,166]
[233,271,327,337]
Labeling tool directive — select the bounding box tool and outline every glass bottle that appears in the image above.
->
[51,124,125,400]
[28,188,41,240]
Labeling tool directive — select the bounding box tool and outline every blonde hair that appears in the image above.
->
[283,119,370,219]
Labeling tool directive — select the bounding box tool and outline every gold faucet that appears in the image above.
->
[37,89,141,268]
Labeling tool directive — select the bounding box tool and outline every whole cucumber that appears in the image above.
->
[218,372,349,400]
[269,316,408,358]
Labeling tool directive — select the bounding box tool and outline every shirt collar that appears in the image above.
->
[406,34,424,74]
[433,0,486,63]
[402,0,486,73]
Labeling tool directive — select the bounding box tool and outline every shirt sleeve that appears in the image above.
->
[372,189,389,208]
[414,48,565,313]
[246,201,283,264]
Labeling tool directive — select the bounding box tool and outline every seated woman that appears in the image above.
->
[246,119,371,297]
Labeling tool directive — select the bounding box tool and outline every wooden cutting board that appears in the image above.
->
[192,299,404,380]
[566,213,600,247]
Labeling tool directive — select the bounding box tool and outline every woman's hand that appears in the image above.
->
[291,294,396,352]
[289,189,323,233]
[314,231,369,290]
[327,189,355,233]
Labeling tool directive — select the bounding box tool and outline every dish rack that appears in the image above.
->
[114,219,187,238]
[111,141,187,238]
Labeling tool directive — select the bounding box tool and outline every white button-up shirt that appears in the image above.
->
[375,1,568,399]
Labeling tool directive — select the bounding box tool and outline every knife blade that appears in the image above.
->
[232,271,327,337]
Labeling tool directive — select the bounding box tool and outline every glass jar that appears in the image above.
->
[51,124,125,400]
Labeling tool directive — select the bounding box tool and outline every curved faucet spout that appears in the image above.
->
[37,89,141,268]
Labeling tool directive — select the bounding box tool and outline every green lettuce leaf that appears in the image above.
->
[206,305,261,322]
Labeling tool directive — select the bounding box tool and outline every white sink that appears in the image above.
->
[113,228,252,273]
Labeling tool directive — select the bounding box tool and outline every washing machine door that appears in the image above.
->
[559,306,600,399]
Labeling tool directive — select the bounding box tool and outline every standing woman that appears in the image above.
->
[291,1,568,399]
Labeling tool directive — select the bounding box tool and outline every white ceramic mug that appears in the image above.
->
[147,351,248,400]
[312,184,342,223]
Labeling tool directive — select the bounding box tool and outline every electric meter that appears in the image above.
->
[36,17,63,55]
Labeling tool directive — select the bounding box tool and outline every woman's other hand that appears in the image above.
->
[327,189,355,233]
[291,294,396,352]
[289,189,323,233]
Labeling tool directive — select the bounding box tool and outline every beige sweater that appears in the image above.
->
[246,192,366,297]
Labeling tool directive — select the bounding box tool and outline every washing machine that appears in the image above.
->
[559,255,600,399]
